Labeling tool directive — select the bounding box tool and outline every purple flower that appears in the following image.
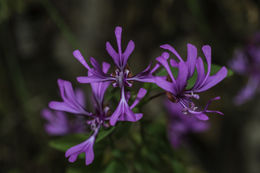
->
[73,26,155,86]
[41,109,85,135]
[72,26,153,125]
[47,76,110,165]
[155,44,227,120]
[229,33,260,105]
[166,100,209,148]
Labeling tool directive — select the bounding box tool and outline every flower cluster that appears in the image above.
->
[229,32,260,105]
[42,26,227,165]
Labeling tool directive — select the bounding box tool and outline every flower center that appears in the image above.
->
[112,67,133,88]
[87,118,103,131]
[166,91,202,115]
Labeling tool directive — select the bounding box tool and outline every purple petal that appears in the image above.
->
[160,44,184,62]
[201,45,212,84]
[195,67,227,92]
[106,41,120,67]
[175,61,188,93]
[48,101,81,114]
[41,108,53,121]
[150,63,161,73]
[77,75,114,84]
[89,57,103,73]
[109,100,124,126]
[86,70,111,107]
[102,62,111,73]
[150,52,169,74]
[161,52,170,60]
[155,76,175,95]
[117,105,143,122]
[49,79,89,115]
[170,59,178,67]
[156,55,176,83]
[110,88,143,126]
[57,79,65,100]
[73,50,91,70]
[193,57,205,89]
[122,40,135,67]
[65,136,95,165]
[130,88,147,109]
[63,80,78,104]
[41,109,69,135]
[186,43,197,78]
[128,64,155,83]
[115,26,122,56]
[91,81,111,106]
[195,113,209,121]
[75,89,86,107]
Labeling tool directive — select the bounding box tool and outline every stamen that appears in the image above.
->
[184,91,200,99]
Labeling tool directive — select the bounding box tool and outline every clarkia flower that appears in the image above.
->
[229,33,260,105]
[73,26,155,86]
[165,100,209,148]
[72,26,153,125]
[156,44,227,120]
[48,74,110,165]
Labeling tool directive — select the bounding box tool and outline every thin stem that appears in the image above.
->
[41,0,80,49]
[146,92,165,102]
[137,92,165,109]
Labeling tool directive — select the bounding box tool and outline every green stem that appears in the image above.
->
[41,0,80,49]
[0,22,37,131]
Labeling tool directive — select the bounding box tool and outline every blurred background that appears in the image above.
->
[1,0,260,172]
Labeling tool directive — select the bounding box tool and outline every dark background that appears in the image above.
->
[1,0,260,172]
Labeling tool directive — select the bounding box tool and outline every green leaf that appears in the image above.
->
[49,127,115,153]
[172,160,186,173]
[66,167,82,173]
[96,127,115,143]
[211,64,233,77]
[103,160,129,173]
[103,161,120,173]
[49,133,89,152]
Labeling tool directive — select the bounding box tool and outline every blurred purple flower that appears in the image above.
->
[72,26,153,125]
[155,44,227,120]
[41,109,85,135]
[166,100,209,148]
[229,33,260,105]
